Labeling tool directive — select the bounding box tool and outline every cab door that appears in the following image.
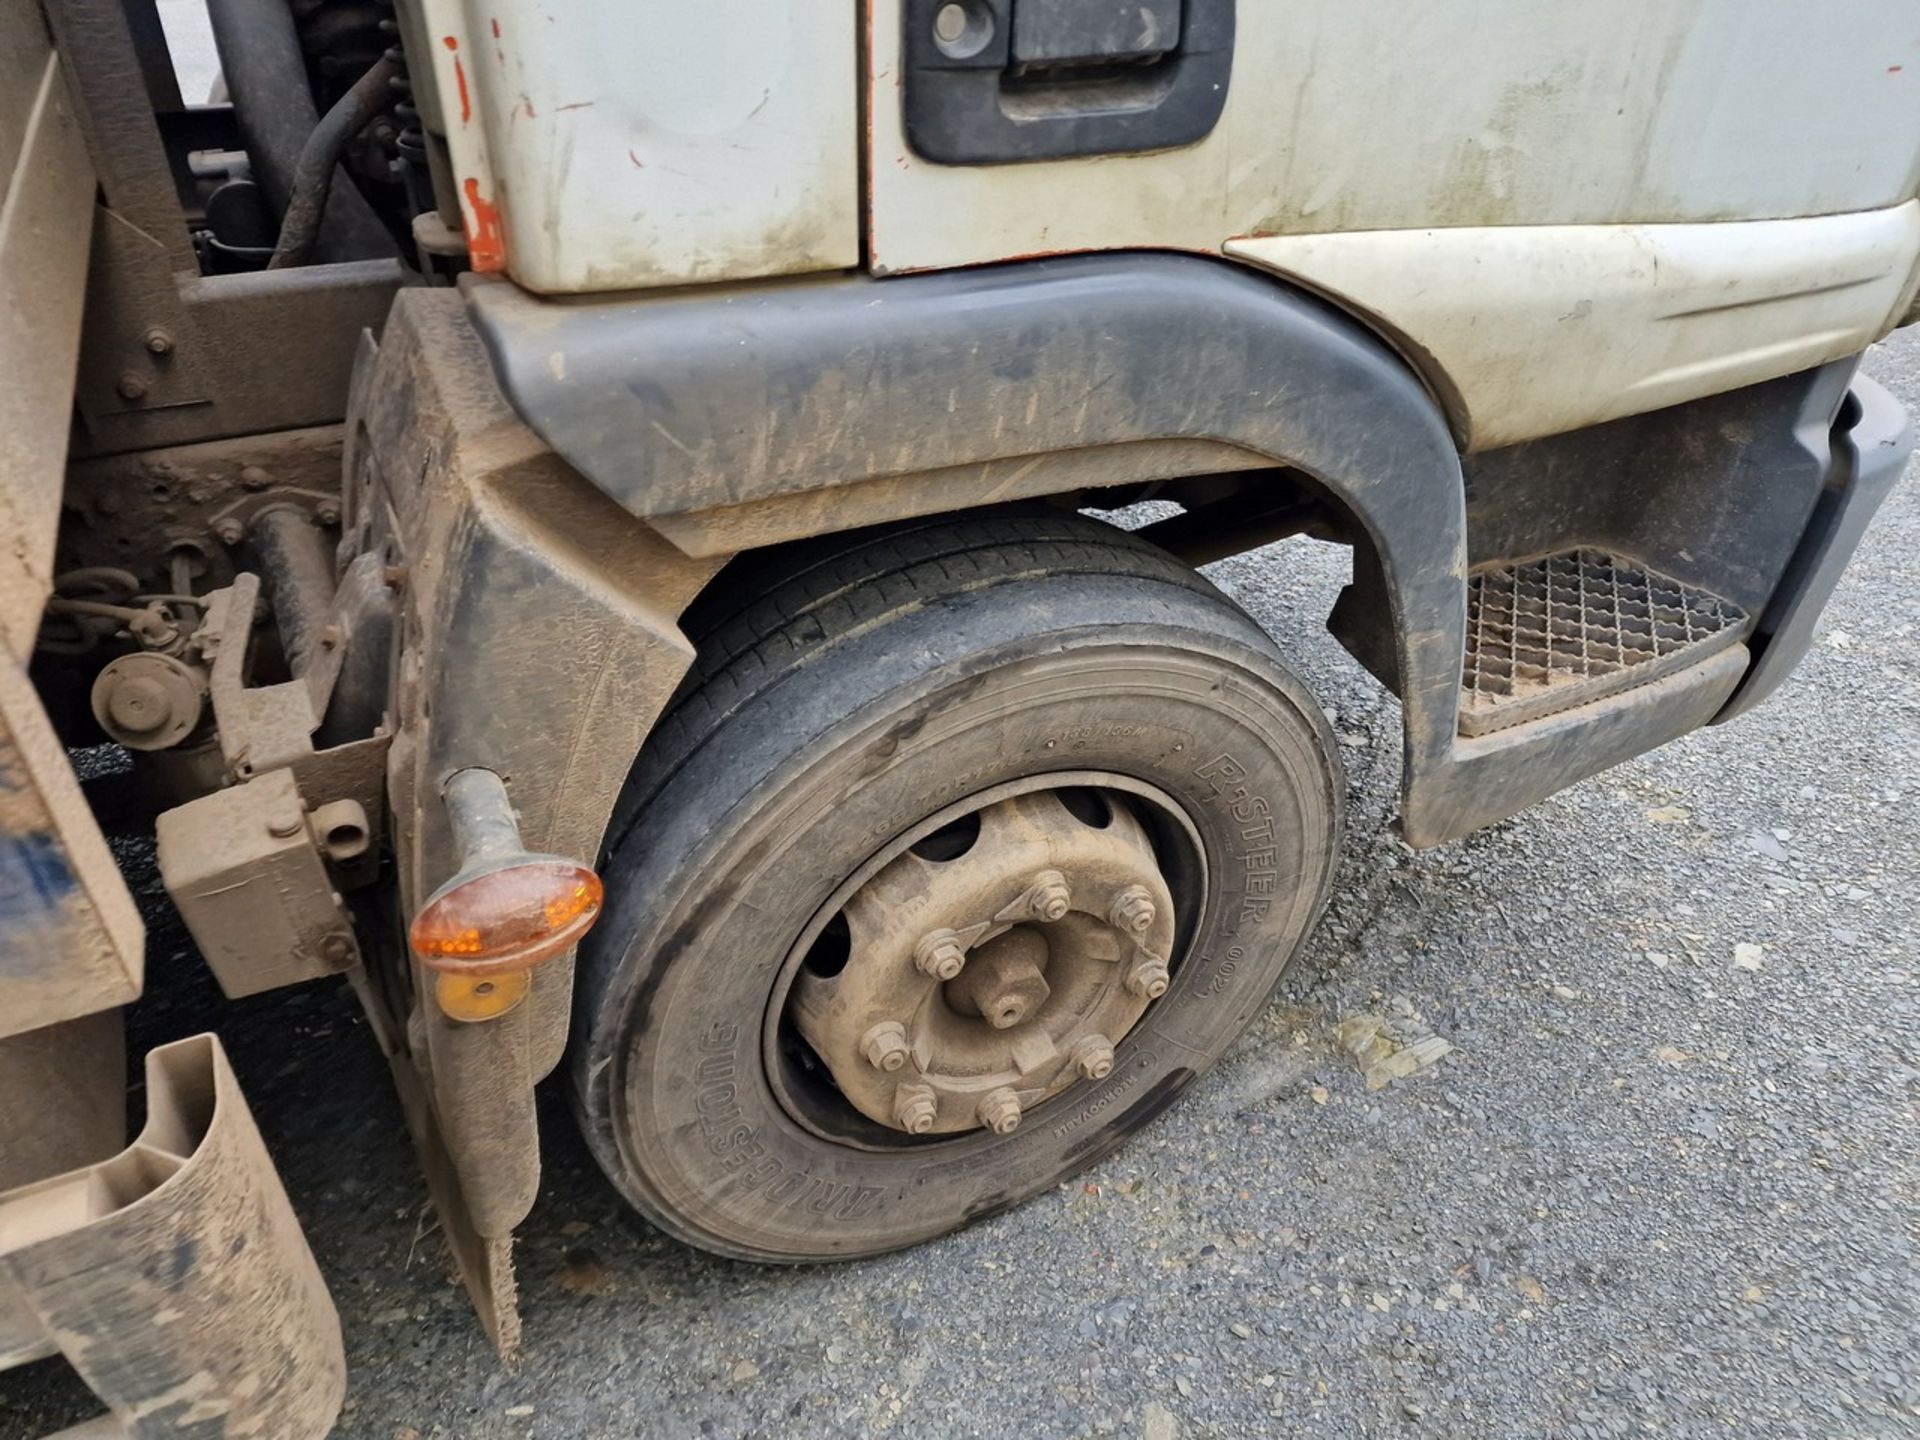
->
[869,1,1920,447]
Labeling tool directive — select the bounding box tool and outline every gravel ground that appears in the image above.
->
[7,331,1918,1439]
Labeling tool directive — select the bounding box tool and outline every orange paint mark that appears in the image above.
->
[461,176,507,273]
[442,34,457,48]
[1892,64,1906,73]
[451,53,471,124]
[490,17,501,37]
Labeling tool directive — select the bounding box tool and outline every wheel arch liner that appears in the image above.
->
[462,252,1477,838]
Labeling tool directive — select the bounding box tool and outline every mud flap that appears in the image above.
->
[0,1034,343,1438]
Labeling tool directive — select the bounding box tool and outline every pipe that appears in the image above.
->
[203,0,394,261]
[249,507,337,678]
[270,55,401,269]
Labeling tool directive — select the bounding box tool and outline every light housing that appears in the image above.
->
[409,769,605,1016]
[408,859,603,976]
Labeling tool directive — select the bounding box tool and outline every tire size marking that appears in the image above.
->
[693,1023,884,1221]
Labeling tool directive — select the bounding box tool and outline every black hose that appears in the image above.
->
[268,54,400,269]
[204,0,395,261]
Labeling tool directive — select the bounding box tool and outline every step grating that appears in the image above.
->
[1460,549,1749,737]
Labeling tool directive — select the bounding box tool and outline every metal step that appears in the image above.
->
[1460,549,1749,737]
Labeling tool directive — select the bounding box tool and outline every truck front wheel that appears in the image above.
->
[572,511,1342,1261]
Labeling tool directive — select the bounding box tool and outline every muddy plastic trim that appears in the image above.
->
[1716,374,1914,723]
[0,1033,343,1438]
[465,252,1474,839]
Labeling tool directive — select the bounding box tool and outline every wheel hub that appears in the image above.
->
[790,789,1177,1136]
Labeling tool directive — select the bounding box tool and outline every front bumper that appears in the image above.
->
[1716,373,1914,722]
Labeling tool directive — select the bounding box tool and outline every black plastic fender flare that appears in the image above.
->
[464,252,1473,837]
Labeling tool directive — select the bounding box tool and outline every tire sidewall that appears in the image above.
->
[577,578,1342,1261]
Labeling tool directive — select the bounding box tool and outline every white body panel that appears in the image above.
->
[420,0,859,292]
[867,1,1920,445]
[868,2,1920,267]
[424,2,1920,447]
[1230,205,1920,448]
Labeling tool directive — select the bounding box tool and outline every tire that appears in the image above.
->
[572,509,1343,1262]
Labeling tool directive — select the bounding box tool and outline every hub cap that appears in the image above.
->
[790,790,1177,1136]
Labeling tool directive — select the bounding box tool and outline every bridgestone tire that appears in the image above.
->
[573,510,1343,1262]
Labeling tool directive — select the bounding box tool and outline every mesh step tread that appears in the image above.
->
[1460,549,1749,737]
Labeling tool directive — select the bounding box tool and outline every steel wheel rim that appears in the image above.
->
[761,771,1209,1152]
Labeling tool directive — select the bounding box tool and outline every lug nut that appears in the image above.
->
[862,1021,911,1072]
[1025,869,1071,923]
[1126,956,1171,999]
[977,1087,1022,1135]
[1069,1034,1116,1080]
[893,1082,937,1135]
[1108,884,1157,935]
[914,928,968,980]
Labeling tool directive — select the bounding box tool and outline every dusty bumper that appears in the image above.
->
[1716,373,1914,722]
[0,1034,344,1439]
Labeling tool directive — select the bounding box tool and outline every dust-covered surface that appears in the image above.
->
[6,334,1918,1439]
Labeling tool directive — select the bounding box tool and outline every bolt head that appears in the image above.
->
[316,503,342,526]
[1109,884,1157,935]
[862,1021,911,1073]
[977,1087,1022,1135]
[239,466,271,491]
[116,371,148,402]
[1027,870,1071,923]
[933,2,968,45]
[214,518,245,545]
[1126,957,1171,999]
[893,1083,937,1135]
[1070,1034,1116,1080]
[144,327,173,356]
[914,929,967,980]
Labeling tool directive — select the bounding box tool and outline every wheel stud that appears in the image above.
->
[1025,870,1072,922]
[914,928,968,980]
[1108,884,1156,935]
[1126,956,1171,999]
[1069,1034,1116,1080]
[862,1021,911,1072]
[893,1083,938,1134]
[977,1087,1022,1135]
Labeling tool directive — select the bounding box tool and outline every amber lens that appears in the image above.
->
[409,860,604,975]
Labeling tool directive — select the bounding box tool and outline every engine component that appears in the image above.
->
[89,650,207,751]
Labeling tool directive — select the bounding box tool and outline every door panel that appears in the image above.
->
[871,0,1920,442]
